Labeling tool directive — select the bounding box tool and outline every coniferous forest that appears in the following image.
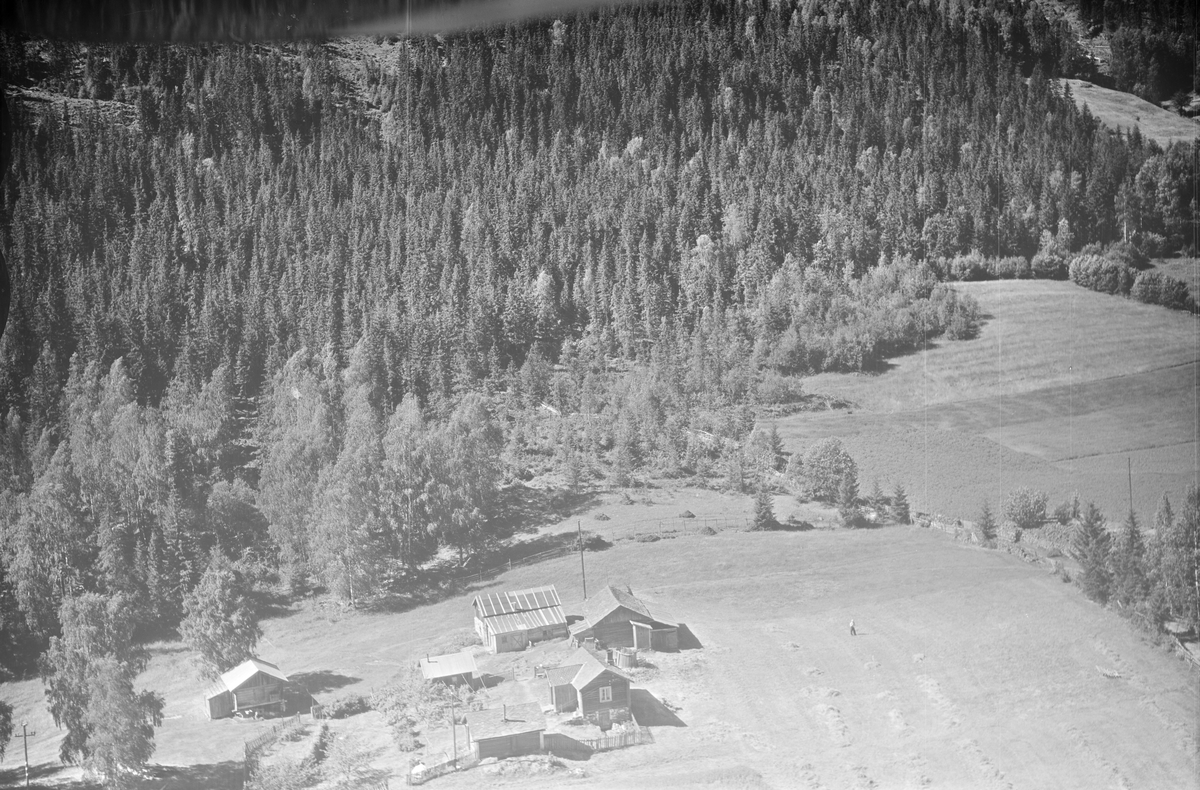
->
[1,0,1198,735]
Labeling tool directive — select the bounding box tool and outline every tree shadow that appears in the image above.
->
[489,485,601,538]
[290,670,363,695]
[248,587,298,621]
[675,623,703,651]
[0,762,102,789]
[630,689,686,727]
[147,760,246,789]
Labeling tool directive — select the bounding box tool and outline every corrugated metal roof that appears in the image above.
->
[544,664,582,686]
[465,702,546,740]
[484,604,567,636]
[419,651,478,680]
[473,585,562,618]
[218,657,289,693]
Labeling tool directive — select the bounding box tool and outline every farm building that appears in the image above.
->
[464,702,547,760]
[419,650,478,687]
[473,584,569,653]
[202,657,289,720]
[569,585,679,651]
[544,646,632,726]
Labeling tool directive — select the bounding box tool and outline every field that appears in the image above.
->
[794,280,1199,522]
[6,517,1197,789]
[1059,78,1200,147]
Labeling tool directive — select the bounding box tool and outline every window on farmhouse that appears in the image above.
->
[599,686,612,703]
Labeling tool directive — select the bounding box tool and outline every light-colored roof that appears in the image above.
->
[206,657,288,698]
[484,604,567,636]
[465,702,546,740]
[222,658,288,691]
[577,585,676,629]
[545,664,582,686]
[419,651,477,681]
[473,585,562,618]
[560,646,629,690]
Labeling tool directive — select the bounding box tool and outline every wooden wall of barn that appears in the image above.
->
[592,607,652,648]
[578,675,631,716]
[473,730,543,760]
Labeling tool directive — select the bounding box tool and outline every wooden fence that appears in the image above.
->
[582,726,654,752]
[243,713,303,768]
[406,753,479,785]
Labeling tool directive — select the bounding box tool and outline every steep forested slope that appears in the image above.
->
[0,0,1196,665]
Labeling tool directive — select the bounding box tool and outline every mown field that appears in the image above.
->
[7,516,1196,789]
[793,280,1199,522]
[1059,78,1200,147]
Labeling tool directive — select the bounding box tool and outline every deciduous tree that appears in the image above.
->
[179,552,261,680]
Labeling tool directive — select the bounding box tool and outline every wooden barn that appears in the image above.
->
[419,650,478,687]
[473,585,568,653]
[464,702,546,761]
[202,657,289,720]
[544,646,632,725]
[568,585,679,651]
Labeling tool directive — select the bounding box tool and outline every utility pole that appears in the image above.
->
[578,521,587,600]
[1127,456,1134,520]
[19,722,35,788]
[447,700,458,769]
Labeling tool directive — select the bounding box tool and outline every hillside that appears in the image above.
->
[1061,78,1200,147]
[794,280,1199,521]
[5,522,1195,789]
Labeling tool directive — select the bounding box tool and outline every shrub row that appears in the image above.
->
[1069,254,1196,312]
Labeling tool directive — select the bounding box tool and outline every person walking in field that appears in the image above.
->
[850,619,856,636]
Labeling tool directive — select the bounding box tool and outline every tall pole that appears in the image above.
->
[20,722,35,788]
[578,521,587,600]
[449,701,457,769]
[1127,456,1134,520]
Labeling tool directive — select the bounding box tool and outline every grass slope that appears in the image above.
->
[791,280,1199,521]
[3,507,1196,788]
[1060,78,1200,147]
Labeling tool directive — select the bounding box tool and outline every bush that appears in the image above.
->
[248,760,319,790]
[992,256,1031,279]
[1131,270,1195,312]
[756,372,805,405]
[1003,488,1048,531]
[636,533,660,543]
[1068,254,1135,295]
[1031,249,1068,279]
[802,438,857,502]
[324,694,371,719]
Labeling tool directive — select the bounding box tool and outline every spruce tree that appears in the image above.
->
[1072,502,1113,604]
[892,483,910,524]
[839,468,859,510]
[753,486,776,531]
[977,500,997,543]
[1113,509,1148,607]
[868,478,885,511]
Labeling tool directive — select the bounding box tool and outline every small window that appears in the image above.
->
[599,686,612,703]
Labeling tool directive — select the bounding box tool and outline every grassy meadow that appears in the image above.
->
[792,280,1199,522]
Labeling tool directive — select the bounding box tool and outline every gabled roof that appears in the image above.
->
[465,702,546,740]
[561,646,630,690]
[577,585,676,628]
[483,604,567,636]
[545,664,582,686]
[206,658,288,698]
[473,585,562,618]
[419,651,478,681]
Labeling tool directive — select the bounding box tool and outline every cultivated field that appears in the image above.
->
[794,280,1199,521]
[1059,78,1200,147]
[7,519,1195,789]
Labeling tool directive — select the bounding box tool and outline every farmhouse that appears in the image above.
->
[473,584,569,653]
[569,585,679,651]
[544,646,632,726]
[464,702,547,760]
[419,650,478,688]
[202,657,289,720]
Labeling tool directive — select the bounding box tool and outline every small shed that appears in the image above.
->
[569,585,679,651]
[202,657,289,720]
[544,646,632,725]
[465,702,547,761]
[473,585,569,653]
[419,651,479,688]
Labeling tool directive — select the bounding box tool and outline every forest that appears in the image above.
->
[0,0,1198,759]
